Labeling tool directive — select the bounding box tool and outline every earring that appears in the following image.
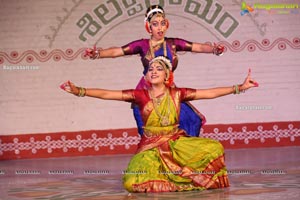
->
[166,19,170,29]
[164,75,169,84]
[145,21,151,33]
[165,72,173,87]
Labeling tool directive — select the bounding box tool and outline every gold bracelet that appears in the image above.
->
[233,85,240,95]
[236,84,240,94]
[78,87,86,97]
[78,87,83,97]
[96,50,101,59]
[76,87,80,96]
[93,49,101,59]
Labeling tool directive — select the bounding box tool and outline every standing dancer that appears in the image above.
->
[85,5,224,137]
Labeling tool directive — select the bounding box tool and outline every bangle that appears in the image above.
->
[78,87,86,97]
[233,84,240,94]
[212,44,224,56]
[236,84,240,94]
[96,49,101,59]
[233,84,246,95]
[92,49,101,59]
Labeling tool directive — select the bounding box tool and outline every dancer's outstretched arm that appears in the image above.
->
[61,68,258,101]
[60,81,124,101]
[192,42,224,55]
[85,46,124,59]
[85,41,224,59]
[194,69,259,100]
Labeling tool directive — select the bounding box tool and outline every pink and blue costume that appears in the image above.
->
[122,37,206,137]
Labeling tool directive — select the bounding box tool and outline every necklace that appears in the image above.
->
[149,39,167,60]
[149,89,171,126]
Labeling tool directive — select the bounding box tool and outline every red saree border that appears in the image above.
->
[132,180,179,192]
[157,140,229,189]
[0,121,299,160]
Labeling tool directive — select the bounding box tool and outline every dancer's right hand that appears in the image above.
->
[60,81,80,96]
[84,45,99,59]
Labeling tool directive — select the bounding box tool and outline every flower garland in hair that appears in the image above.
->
[150,56,173,71]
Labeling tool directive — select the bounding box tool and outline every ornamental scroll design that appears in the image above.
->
[0,38,299,64]
[0,48,87,65]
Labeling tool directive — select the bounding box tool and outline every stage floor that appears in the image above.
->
[0,146,299,200]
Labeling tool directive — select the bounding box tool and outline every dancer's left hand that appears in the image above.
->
[240,69,259,91]
[213,43,225,56]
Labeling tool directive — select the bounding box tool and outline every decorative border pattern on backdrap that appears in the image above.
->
[201,121,300,148]
[0,48,88,64]
[0,38,299,64]
[0,121,299,160]
[221,37,300,52]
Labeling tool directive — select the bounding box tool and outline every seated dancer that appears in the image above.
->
[85,5,224,137]
[60,56,259,192]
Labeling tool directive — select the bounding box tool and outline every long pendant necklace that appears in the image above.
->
[149,89,171,126]
[149,39,167,60]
